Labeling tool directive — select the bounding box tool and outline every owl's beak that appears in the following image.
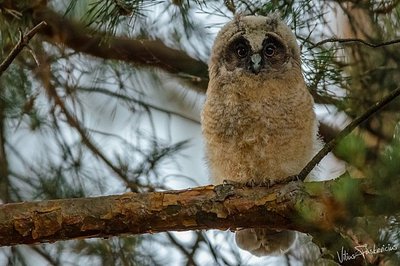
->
[250,53,262,74]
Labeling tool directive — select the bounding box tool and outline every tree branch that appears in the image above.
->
[309,37,400,49]
[0,177,395,248]
[0,21,47,77]
[30,8,209,93]
[34,50,139,192]
[298,87,400,180]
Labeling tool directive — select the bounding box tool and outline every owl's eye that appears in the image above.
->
[235,43,249,58]
[264,43,276,57]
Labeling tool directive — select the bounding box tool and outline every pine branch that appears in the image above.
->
[0,20,46,204]
[309,37,400,49]
[298,87,400,181]
[0,182,299,246]
[0,21,47,77]
[31,8,209,93]
[0,105,9,203]
[0,176,396,265]
[35,51,139,192]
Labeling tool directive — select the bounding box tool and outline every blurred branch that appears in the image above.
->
[77,86,200,124]
[166,232,199,266]
[0,100,9,203]
[0,176,396,265]
[318,122,339,143]
[49,85,139,192]
[31,246,58,265]
[30,7,209,93]
[0,21,46,204]
[373,0,400,14]
[0,21,47,76]
[224,0,236,14]
[35,51,139,192]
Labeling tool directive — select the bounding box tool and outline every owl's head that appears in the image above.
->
[209,14,301,78]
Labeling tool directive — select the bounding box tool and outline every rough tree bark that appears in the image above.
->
[0,181,300,246]
[0,176,391,247]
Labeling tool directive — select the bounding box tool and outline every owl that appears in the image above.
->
[201,14,320,256]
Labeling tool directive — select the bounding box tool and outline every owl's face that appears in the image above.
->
[224,32,289,74]
[210,15,301,78]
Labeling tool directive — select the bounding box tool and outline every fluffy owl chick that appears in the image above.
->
[201,14,320,256]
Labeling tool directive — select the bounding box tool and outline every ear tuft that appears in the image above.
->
[265,12,281,29]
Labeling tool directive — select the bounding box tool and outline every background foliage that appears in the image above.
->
[0,0,399,265]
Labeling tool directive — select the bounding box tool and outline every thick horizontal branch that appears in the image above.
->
[0,182,298,246]
[0,176,392,247]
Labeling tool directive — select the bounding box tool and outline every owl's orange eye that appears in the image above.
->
[236,43,249,58]
[264,43,276,57]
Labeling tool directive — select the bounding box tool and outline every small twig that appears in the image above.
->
[224,0,236,14]
[297,87,400,181]
[2,8,22,19]
[26,46,41,67]
[51,90,139,192]
[309,37,400,50]
[0,21,47,77]
[373,0,400,14]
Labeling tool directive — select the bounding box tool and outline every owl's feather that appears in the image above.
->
[201,14,320,256]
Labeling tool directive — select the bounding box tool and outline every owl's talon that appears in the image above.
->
[244,180,256,187]
[243,180,274,188]
[222,179,274,188]
[222,179,245,188]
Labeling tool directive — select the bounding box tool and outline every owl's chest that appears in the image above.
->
[222,103,268,137]
[205,96,298,140]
